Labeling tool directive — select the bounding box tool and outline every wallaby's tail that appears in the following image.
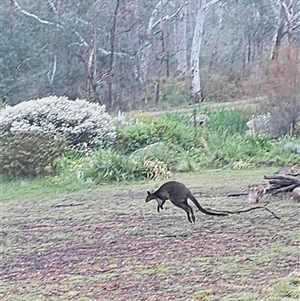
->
[189,193,228,216]
[206,206,281,219]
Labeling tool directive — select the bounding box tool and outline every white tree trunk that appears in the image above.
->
[270,0,284,60]
[270,0,300,60]
[139,0,188,102]
[139,0,165,85]
[174,1,187,75]
[190,0,206,102]
[190,0,222,102]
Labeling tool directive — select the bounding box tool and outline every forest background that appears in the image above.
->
[2,0,300,110]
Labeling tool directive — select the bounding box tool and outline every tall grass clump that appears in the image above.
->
[202,108,248,136]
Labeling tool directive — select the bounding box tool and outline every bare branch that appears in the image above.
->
[97,48,135,59]
[292,21,300,29]
[11,0,88,47]
[117,22,137,36]
[151,1,188,30]
[292,10,300,22]
[204,0,223,12]
[148,0,165,33]
[12,0,54,25]
[96,72,110,85]
[281,0,293,22]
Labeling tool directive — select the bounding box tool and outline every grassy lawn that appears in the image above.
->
[1,168,299,300]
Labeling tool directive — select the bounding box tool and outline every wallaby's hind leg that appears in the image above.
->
[183,201,196,223]
[184,201,196,223]
[184,207,193,223]
[172,199,195,223]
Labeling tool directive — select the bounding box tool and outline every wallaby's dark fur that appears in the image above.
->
[145,181,228,223]
[145,181,280,223]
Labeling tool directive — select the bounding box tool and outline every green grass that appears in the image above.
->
[0,177,94,202]
[1,168,299,300]
[0,167,278,202]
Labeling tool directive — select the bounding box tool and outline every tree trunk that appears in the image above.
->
[190,0,222,103]
[271,19,285,60]
[190,0,206,103]
[107,0,120,110]
[174,0,187,75]
[139,0,165,105]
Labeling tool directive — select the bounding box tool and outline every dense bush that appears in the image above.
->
[116,109,247,153]
[0,96,116,151]
[115,115,203,153]
[130,142,181,170]
[247,45,300,137]
[0,131,66,179]
[201,69,243,101]
[51,149,172,185]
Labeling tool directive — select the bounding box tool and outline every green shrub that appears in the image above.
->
[83,149,171,184]
[0,131,66,179]
[114,110,298,172]
[130,142,181,169]
[115,116,203,153]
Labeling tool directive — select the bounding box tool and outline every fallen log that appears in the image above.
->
[264,174,300,195]
[227,191,248,197]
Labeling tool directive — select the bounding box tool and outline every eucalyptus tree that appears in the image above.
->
[2,0,299,109]
[7,0,140,109]
[202,0,275,72]
[174,0,188,75]
[270,0,300,60]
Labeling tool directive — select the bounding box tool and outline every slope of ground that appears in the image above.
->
[1,169,299,301]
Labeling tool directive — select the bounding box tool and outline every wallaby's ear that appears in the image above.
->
[147,191,151,195]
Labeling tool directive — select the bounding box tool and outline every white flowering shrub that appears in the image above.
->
[0,96,116,151]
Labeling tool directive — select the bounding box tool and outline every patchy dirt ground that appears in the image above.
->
[1,173,299,301]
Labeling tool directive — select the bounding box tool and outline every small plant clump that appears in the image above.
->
[0,131,66,179]
[0,96,116,152]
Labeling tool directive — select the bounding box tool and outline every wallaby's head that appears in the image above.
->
[145,190,157,202]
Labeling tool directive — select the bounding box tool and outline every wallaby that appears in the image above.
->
[145,181,280,223]
[146,181,228,223]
